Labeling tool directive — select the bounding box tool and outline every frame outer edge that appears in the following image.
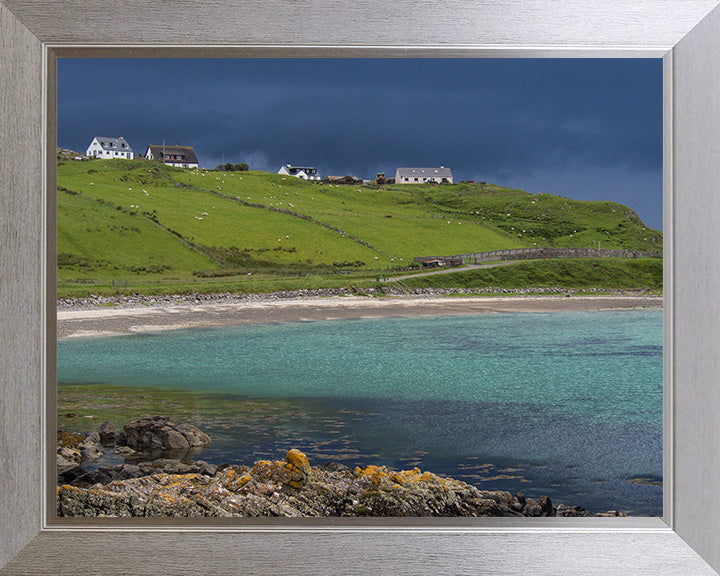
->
[3,0,720,574]
[670,3,720,572]
[0,2,44,569]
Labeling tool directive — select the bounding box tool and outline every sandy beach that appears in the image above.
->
[57,295,662,339]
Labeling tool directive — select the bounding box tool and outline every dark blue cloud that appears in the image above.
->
[58,58,662,229]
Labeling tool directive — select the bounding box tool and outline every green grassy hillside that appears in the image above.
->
[400,258,663,292]
[56,158,662,296]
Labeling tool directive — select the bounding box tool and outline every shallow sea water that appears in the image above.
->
[58,309,663,515]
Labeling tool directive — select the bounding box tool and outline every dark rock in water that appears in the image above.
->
[556,504,592,517]
[322,462,352,473]
[510,492,526,512]
[96,421,117,446]
[57,464,87,486]
[80,441,104,461]
[116,416,211,457]
[521,495,555,517]
[85,431,101,444]
[537,495,555,517]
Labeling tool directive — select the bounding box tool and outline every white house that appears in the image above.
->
[395,166,453,184]
[145,144,199,169]
[86,136,134,159]
[278,164,321,181]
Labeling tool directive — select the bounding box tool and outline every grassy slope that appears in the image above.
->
[57,159,662,296]
[417,183,662,252]
[400,258,663,291]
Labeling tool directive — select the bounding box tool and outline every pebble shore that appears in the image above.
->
[58,286,660,310]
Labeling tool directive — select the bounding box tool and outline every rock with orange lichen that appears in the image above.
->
[285,448,311,488]
[56,449,625,518]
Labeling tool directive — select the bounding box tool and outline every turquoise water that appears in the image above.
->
[58,309,663,515]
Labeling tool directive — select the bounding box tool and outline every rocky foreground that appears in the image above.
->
[57,417,626,518]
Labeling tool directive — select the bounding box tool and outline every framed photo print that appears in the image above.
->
[2,1,720,574]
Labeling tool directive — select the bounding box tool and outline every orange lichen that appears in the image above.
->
[284,449,311,488]
[56,431,85,449]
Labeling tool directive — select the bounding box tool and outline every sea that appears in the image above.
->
[57,308,663,516]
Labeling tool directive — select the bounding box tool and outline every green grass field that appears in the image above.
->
[56,158,663,296]
[399,258,663,292]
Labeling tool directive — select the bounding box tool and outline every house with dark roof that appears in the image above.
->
[145,144,199,169]
[277,164,321,181]
[86,136,134,159]
[395,166,453,184]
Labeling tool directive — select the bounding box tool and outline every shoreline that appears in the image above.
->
[57,293,662,339]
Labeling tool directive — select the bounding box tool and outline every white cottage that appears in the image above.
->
[86,136,134,159]
[145,144,199,169]
[395,166,453,184]
[278,164,321,181]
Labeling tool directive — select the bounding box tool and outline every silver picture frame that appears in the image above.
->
[2,1,720,574]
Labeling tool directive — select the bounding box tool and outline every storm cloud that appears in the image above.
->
[58,58,662,229]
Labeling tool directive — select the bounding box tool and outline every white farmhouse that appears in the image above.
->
[278,164,321,181]
[86,136,134,159]
[395,166,453,184]
[145,144,199,169]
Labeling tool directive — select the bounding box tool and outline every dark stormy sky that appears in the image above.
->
[57,58,663,230]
